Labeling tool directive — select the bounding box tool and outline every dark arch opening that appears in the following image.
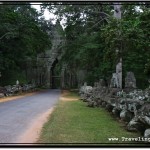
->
[51,58,61,89]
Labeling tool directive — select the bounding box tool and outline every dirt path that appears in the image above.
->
[60,90,78,102]
[16,107,54,144]
[0,92,38,103]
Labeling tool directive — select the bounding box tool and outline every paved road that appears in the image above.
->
[0,89,61,143]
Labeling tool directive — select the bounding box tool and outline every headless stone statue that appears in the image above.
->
[99,79,106,87]
[16,80,19,85]
[110,73,118,88]
[116,58,122,88]
[125,72,136,88]
[84,82,87,87]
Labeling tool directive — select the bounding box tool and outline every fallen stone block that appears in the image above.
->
[120,110,133,122]
[144,128,150,138]
[0,93,5,98]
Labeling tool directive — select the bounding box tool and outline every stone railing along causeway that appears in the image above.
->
[79,79,150,140]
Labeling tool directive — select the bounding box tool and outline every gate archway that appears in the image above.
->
[50,58,61,89]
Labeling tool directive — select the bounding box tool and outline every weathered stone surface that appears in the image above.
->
[101,101,107,107]
[139,116,150,126]
[79,83,92,94]
[127,117,145,133]
[16,80,19,85]
[0,86,8,96]
[139,102,150,117]
[110,73,118,88]
[110,59,122,89]
[22,84,35,92]
[144,129,150,138]
[87,101,95,107]
[4,85,12,94]
[120,110,133,122]
[112,107,121,117]
[114,3,122,19]
[0,83,36,97]
[127,118,139,132]
[105,104,114,112]
[116,58,122,88]
[37,22,65,88]
[79,77,150,135]
[0,93,4,98]
[99,79,106,87]
[79,83,93,102]
[125,72,136,88]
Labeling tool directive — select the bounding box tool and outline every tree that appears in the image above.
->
[0,4,52,85]
[43,2,149,88]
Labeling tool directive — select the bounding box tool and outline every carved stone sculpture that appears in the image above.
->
[110,73,118,88]
[125,72,136,88]
[116,58,122,88]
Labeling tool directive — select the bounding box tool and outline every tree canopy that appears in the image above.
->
[0,2,149,89]
[0,3,52,85]
[44,2,150,88]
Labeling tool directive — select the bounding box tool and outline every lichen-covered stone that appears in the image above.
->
[112,107,121,117]
[105,104,114,112]
[101,101,107,107]
[79,78,150,135]
[0,93,4,98]
[120,110,133,122]
[125,72,136,88]
[144,129,150,138]
[127,117,145,133]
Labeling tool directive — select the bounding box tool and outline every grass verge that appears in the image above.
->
[38,90,142,145]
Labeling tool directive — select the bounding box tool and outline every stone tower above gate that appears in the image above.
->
[36,21,65,87]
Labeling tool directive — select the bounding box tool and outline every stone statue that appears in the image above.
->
[16,80,19,85]
[94,82,99,87]
[84,82,87,87]
[116,58,122,88]
[99,79,106,87]
[125,72,136,88]
[110,73,118,88]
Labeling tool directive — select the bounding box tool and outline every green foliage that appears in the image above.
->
[1,3,149,88]
[48,3,150,88]
[0,4,52,85]
[1,69,27,86]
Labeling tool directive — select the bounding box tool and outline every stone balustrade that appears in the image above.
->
[79,79,150,140]
[0,83,36,97]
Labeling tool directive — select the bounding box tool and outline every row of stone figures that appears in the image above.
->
[79,74,150,141]
[0,82,36,98]
[110,59,136,89]
[110,64,136,89]
[110,72,136,88]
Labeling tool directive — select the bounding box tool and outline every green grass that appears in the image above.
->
[38,91,141,145]
[64,90,80,99]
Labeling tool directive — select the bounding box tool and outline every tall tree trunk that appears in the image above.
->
[114,3,122,89]
[114,3,121,19]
